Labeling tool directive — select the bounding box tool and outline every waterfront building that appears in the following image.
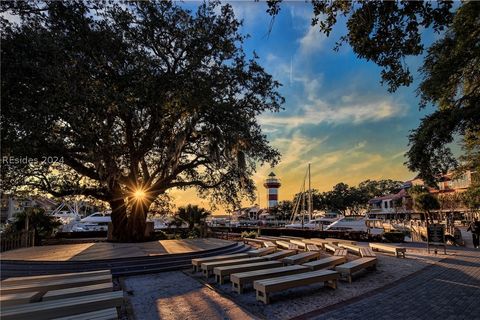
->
[368,170,478,220]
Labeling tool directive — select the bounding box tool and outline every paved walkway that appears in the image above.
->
[0,238,233,261]
[302,249,480,320]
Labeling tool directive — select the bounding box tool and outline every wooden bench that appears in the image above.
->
[369,243,406,258]
[326,238,357,245]
[338,243,362,255]
[306,244,321,252]
[335,257,377,283]
[42,282,113,302]
[247,246,276,257]
[191,253,249,272]
[201,257,266,277]
[1,270,111,286]
[275,240,299,251]
[262,250,296,261]
[302,256,347,271]
[263,241,278,248]
[253,270,340,304]
[53,308,118,320]
[0,292,43,306]
[359,247,376,258]
[290,239,307,249]
[334,248,348,256]
[214,260,283,284]
[0,274,113,295]
[302,238,330,248]
[324,243,340,253]
[230,265,309,294]
[0,291,124,320]
[242,238,265,246]
[282,251,321,265]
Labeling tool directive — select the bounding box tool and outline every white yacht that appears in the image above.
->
[314,212,344,227]
[80,211,111,224]
[285,213,343,229]
[325,215,385,235]
[66,211,111,232]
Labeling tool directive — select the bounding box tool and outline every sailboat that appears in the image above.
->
[285,164,342,229]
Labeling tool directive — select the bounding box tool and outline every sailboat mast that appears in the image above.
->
[308,163,312,220]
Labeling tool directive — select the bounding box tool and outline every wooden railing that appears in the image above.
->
[0,230,35,252]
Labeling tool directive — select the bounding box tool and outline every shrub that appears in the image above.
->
[241,231,257,239]
[14,207,62,245]
[383,231,405,243]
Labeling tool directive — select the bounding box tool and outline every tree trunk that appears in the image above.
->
[127,201,150,242]
[109,196,129,242]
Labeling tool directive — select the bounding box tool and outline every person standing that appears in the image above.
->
[467,217,480,249]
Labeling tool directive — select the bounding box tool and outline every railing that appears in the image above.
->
[0,230,35,252]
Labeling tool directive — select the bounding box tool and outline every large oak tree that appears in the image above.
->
[1,1,284,241]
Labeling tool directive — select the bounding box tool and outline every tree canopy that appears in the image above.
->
[1,1,283,241]
[292,179,403,215]
[267,1,479,185]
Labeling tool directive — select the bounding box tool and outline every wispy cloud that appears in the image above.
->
[299,25,328,55]
[260,92,407,129]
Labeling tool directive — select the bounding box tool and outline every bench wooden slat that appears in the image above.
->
[282,251,321,265]
[247,247,276,257]
[201,257,266,277]
[0,291,43,306]
[53,308,118,320]
[302,256,347,270]
[43,282,113,302]
[191,253,249,272]
[324,243,340,253]
[289,239,307,248]
[359,247,376,258]
[262,250,296,261]
[369,243,406,258]
[325,238,357,245]
[302,238,330,249]
[263,241,278,248]
[253,270,339,304]
[0,274,113,295]
[306,244,320,252]
[335,257,377,283]
[338,243,362,254]
[334,248,348,256]
[1,270,111,286]
[230,265,308,293]
[214,261,283,284]
[0,291,124,320]
[275,240,298,251]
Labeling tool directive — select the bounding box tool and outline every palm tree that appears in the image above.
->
[409,186,440,224]
[175,205,211,231]
[14,207,62,245]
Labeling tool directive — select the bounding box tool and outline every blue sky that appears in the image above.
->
[172,1,441,212]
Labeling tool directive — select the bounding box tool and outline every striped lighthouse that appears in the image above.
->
[263,172,281,211]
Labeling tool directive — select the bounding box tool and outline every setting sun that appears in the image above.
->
[133,188,146,201]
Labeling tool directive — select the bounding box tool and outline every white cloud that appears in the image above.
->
[299,25,327,55]
[260,96,407,129]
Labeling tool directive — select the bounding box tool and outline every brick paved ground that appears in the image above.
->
[304,249,480,320]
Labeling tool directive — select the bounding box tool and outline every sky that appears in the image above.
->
[168,1,440,214]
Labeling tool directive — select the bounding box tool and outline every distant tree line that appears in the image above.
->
[271,179,403,219]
